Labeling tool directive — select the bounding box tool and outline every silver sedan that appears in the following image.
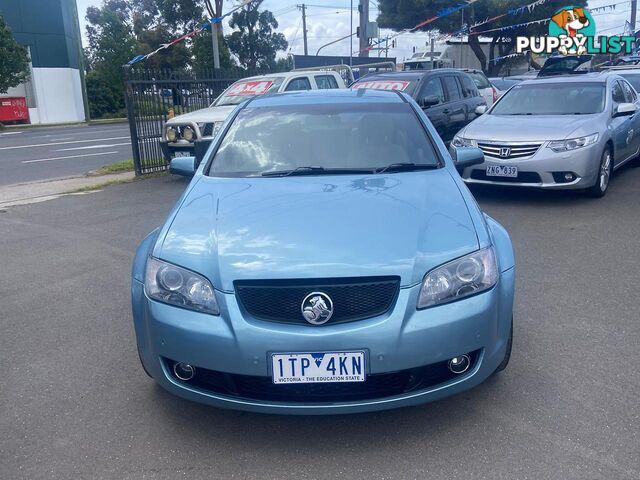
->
[450,73,640,197]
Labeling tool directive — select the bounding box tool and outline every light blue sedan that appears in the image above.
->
[131,89,515,414]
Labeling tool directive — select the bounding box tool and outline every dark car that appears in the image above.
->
[352,70,486,144]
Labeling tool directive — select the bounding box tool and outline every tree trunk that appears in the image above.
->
[468,35,487,72]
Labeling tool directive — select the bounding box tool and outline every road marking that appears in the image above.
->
[32,128,129,138]
[0,136,130,150]
[56,142,131,151]
[22,151,119,164]
[1,131,23,135]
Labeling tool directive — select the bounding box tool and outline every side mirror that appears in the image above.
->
[475,105,488,115]
[169,156,196,176]
[420,95,440,108]
[614,102,636,117]
[452,147,485,169]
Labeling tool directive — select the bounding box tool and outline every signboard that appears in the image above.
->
[226,80,274,96]
[352,80,410,91]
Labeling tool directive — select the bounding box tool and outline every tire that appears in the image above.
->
[586,147,613,198]
[495,317,513,373]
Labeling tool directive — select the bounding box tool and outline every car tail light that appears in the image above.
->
[492,86,498,103]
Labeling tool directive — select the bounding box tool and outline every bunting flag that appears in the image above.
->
[127,0,255,65]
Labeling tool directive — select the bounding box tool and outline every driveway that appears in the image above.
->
[1,171,639,479]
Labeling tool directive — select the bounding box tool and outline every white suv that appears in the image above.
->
[461,68,497,107]
[161,71,346,163]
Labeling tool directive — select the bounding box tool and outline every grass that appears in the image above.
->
[93,159,135,175]
[67,170,168,194]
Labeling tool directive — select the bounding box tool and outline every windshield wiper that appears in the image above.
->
[261,166,372,177]
[374,163,438,174]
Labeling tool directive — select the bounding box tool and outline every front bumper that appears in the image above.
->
[160,140,213,165]
[454,142,602,190]
[132,268,514,414]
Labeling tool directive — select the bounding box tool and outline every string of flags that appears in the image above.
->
[127,0,255,66]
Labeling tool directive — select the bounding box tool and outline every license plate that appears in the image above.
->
[172,151,191,158]
[486,165,518,177]
[271,351,366,384]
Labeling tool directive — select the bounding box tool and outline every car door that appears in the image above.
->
[440,75,467,143]
[416,75,448,140]
[459,74,486,123]
[610,80,634,163]
[620,79,640,162]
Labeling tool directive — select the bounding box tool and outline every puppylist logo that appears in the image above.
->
[516,5,635,55]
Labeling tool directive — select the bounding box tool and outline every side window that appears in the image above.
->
[612,81,626,104]
[285,77,312,92]
[443,76,462,101]
[315,75,339,89]
[621,80,637,102]
[419,77,445,104]
[460,75,478,98]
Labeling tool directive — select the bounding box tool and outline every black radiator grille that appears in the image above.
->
[235,277,400,325]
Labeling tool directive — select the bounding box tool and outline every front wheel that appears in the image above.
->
[586,147,612,198]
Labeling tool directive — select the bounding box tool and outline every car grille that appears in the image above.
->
[234,277,400,325]
[201,123,215,137]
[165,351,481,403]
[477,142,542,160]
[471,170,542,184]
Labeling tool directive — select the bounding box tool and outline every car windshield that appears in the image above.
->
[207,103,439,177]
[619,74,640,93]
[212,77,285,106]
[351,77,420,95]
[490,82,605,115]
[467,72,491,89]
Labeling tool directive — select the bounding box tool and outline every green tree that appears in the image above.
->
[226,0,288,71]
[85,1,137,117]
[377,0,587,75]
[0,15,30,94]
[192,26,235,71]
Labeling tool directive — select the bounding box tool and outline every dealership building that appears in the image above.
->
[0,0,86,124]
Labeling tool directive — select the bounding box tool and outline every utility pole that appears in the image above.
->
[205,0,222,69]
[631,1,638,35]
[358,0,369,59]
[297,4,308,56]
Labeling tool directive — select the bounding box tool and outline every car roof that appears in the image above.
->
[246,89,406,107]
[358,69,464,81]
[520,72,611,85]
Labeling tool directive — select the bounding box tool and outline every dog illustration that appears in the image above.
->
[551,7,590,55]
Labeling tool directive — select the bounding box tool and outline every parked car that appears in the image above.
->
[607,67,640,93]
[460,68,498,106]
[132,89,515,414]
[488,77,523,97]
[351,70,486,144]
[160,70,346,164]
[450,73,640,197]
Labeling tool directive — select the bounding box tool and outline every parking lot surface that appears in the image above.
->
[0,123,132,186]
[1,171,639,479]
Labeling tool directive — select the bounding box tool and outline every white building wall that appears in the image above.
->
[28,67,85,124]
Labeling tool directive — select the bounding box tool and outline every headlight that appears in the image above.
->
[145,257,219,315]
[451,135,477,148]
[547,133,598,152]
[417,248,498,309]
[166,127,178,142]
[182,126,195,142]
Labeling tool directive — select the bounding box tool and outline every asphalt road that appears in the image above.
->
[0,123,132,186]
[1,171,639,479]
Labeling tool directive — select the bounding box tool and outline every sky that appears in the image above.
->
[75,0,636,63]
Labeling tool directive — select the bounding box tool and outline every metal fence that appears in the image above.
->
[123,66,252,174]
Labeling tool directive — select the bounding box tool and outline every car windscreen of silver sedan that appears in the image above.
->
[489,83,605,115]
[452,77,640,197]
[132,91,515,414]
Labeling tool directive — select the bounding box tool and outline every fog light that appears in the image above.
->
[564,172,575,182]
[448,354,471,374]
[183,126,195,142]
[173,362,195,381]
